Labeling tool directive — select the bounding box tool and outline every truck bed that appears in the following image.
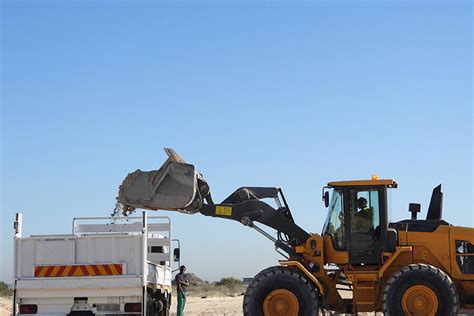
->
[12,214,174,315]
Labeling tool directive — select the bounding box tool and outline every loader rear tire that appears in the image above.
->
[243,266,319,316]
[382,263,459,316]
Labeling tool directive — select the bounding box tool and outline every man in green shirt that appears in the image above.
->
[175,265,189,316]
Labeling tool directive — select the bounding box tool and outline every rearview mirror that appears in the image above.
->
[173,248,180,262]
[323,191,330,208]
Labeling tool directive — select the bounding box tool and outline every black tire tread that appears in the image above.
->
[243,266,319,316]
[382,263,459,316]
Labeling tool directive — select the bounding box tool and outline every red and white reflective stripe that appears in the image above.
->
[34,264,123,277]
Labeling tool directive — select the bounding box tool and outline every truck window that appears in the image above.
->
[150,246,164,253]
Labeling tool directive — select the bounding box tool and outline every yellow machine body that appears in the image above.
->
[282,179,474,313]
[118,150,473,315]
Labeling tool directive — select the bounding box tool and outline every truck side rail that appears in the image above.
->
[72,215,173,265]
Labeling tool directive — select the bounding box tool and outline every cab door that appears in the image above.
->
[345,186,387,265]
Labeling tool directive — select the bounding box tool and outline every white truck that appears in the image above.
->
[12,212,180,316]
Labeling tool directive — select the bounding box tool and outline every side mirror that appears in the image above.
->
[173,248,180,262]
[171,239,181,273]
[323,191,330,208]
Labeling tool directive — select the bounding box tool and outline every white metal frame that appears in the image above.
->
[72,214,173,265]
[13,212,173,316]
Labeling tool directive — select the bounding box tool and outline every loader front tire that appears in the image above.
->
[382,263,459,316]
[243,266,319,316]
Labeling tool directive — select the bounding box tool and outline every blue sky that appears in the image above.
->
[1,1,472,282]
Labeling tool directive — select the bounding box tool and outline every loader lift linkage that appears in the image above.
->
[200,186,310,259]
[118,148,474,315]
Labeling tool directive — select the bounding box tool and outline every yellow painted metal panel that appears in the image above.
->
[216,206,232,216]
[279,260,324,295]
[328,179,397,187]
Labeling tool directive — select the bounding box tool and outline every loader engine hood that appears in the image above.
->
[117,148,209,215]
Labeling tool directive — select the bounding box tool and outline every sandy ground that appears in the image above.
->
[0,296,242,316]
[170,296,243,316]
[2,295,472,315]
[0,295,373,316]
[0,297,12,316]
[0,295,386,316]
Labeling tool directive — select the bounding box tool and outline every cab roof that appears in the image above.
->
[327,179,398,188]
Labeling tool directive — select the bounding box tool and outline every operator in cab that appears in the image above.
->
[355,197,371,219]
[353,197,374,232]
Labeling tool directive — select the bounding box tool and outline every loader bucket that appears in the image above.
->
[117,149,199,212]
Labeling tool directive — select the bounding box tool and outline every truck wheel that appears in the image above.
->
[146,293,154,316]
[155,300,164,313]
[382,263,459,316]
[243,266,319,316]
[157,295,170,316]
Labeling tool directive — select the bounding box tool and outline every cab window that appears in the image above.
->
[350,190,380,234]
[323,189,345,250]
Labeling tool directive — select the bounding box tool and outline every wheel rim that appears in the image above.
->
[401,285,438,316]
[263,289,299,316]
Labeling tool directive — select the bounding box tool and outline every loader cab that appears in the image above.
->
[322,178,397,265]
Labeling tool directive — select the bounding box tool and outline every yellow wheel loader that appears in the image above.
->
[117,148,474,315]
